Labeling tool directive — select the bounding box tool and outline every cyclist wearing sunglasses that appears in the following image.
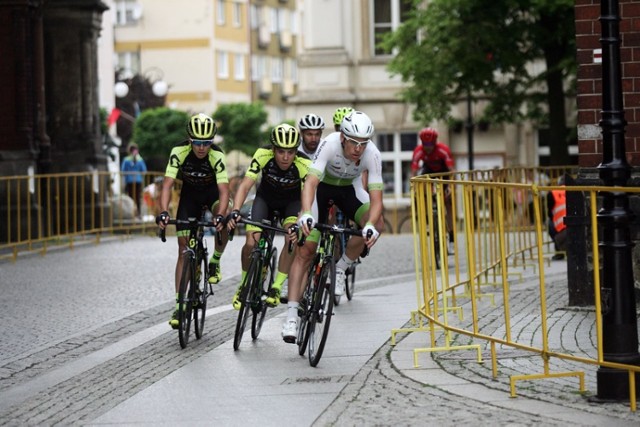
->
[156,113,231,329]
[281,110,385,342]
[226,123,311,309]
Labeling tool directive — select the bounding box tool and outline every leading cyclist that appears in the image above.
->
[410,127,455,254]
[226,124,311,308]
[281,110,384,343]
[156,113,230,329]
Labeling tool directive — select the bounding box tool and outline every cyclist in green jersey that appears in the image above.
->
[156,113,231,329]
[227,124,311,308]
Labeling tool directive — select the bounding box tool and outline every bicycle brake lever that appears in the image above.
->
[360,229,373,258]
[288,224,298,253]
[159,228,166,243]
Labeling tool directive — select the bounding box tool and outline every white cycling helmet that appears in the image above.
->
[340,111,375,139]
[298,113,326,130]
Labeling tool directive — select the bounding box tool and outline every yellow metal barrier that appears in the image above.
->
[391,166,640,412]
[0,171,169,262]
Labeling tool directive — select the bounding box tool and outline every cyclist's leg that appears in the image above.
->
[282,232,318,341]
[266,214,297,307]
[170,197,196,326]
[207,194,231,284]
[334,185,373,277]
[267,199,301,305]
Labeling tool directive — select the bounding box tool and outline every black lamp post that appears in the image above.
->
[465,91,474,171]
[595,0,640,400]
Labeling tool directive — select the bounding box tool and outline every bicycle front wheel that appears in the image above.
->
[297,264,316,356]
[178,254,195,349]
[233,257,258,350]
[252,246,277,339]
[308,256,336,367]
[193,253,208,339]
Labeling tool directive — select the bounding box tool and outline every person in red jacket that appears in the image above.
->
[410,127,456,254]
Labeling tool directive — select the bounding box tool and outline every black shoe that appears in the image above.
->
[552,253,565,261]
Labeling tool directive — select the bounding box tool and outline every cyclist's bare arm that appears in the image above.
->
[214,182,230,230]
[364,188,384,249]
[299,174,320,235]
[228,176,255,230]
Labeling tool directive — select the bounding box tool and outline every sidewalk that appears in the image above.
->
[89,277,417,426]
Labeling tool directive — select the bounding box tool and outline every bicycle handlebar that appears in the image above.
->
[299,220,373,257]
[158,217,223,243]
[233,216,299,253]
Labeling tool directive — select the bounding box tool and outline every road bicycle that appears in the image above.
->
[159,209,221,349]
[333,208,369,305]
[231,212,295,351]
[297,220,365,367]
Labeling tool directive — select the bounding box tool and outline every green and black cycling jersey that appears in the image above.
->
[164,141,229,232]
[165,140,229,189]
[245,147,310,202]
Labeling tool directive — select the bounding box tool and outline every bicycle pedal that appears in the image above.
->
[280,296,288,304]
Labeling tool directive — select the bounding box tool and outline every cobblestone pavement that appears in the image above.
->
[1,233,639,425]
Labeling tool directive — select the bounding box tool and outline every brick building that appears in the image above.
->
[574,0,640,300]
[576,0,640,168]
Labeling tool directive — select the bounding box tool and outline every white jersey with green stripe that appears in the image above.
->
[309,132,384,191]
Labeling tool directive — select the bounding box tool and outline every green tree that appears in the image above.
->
[132,107,189,170]
[212,102,269,156]
[383,0,575,165]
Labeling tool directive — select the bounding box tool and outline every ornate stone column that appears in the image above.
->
[43,0,108,172]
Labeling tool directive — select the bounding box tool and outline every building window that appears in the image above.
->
[377,132,415,197]
[217,51,229,79]
[232,2,242,27]
[284,58,298,82]
[272,57,283,83]
[217,0,226,25]
[270,8,279,33]
[114,0,142,26]
[377,133,393,152]
[234,54,245,81]
[250,4,258,29]
[400,133,417,151]
[371,0,412,56]
[116,52,140,75]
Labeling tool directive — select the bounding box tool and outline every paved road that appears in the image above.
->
[0,233,639,425]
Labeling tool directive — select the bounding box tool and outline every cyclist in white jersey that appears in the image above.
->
[281,111,384,343]
[297,113,326,159]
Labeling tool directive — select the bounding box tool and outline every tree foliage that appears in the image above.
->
[132,107,189,170]
[212,102,269,156]
[383,0,576,165]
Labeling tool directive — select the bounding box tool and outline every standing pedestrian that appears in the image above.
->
[121,143,147,218]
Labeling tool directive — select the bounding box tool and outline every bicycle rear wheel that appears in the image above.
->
[193,254,208,339]
[233,257,258,350]
[178,255,195,349]
[308,256,336,367]
[252,247,277,339]
[345,260,357,301]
